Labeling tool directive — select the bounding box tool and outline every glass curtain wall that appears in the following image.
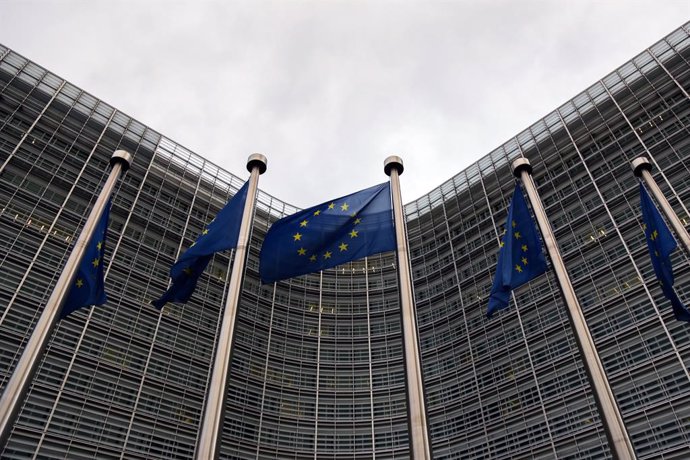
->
[0,21,689,460]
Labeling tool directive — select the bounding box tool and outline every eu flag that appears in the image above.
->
[152,181,249,308]
[639,183,690,321]
[487,184,547,317]
[259,182,396,283]
[61,200,111,319]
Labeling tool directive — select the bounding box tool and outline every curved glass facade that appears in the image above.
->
[0,21,689,459]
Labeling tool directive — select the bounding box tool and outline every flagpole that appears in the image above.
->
[0,150,131,447]
[384,156,431,460]
[512,158,635,460]
[195,153,266,460]
[632,156,690,256]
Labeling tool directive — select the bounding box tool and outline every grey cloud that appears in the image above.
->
[2,0,688,206]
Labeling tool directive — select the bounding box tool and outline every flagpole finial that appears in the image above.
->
[384,156,404,176]
[511,157,532,178]
[111,150,132,172]
[632,156,652,177]
[247,153,267,175]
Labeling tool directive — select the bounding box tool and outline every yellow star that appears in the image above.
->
[499,240,505,248]
[76,279,84,288]
[340,203,349,212]
[300,219,308,227]
[297,247,307,256]
[349,229,359,238]
[328,203,335,210]
[515,265,523,273]
[91,257,100,268]
[512,220,517,228]
[96,241,103,251]
[314,210,321,216]
[642,223,647,231]
[514,231,521,239]
[323,251,332,259]
[521,257,528,265]
[339,242,348,252]
[183,267,193,275]
[309,255,317,262]
[354,218,362,225]
[521,244,528,252]
[202,229,209,235]
[654,250,659,257]
[651,229,659,241]
[293,232,302,241]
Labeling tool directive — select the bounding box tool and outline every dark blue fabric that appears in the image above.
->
[639,182,690,321]
[259,182,396,284]
[152,181,248,308]
[487,184,547,317]
[61,200,111,319]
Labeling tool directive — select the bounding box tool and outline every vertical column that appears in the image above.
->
[599,81,690,221]
[513,157,635,460]
[632,157,690,255]
[117,144,204,459]
[384,156,431,460]
[195,153,266,460]
[647,44,690,101]
[254,282,277,459]
[0,150,132,446]
[0,108,119,329]
[0,80,67,176]
[313,271,323,459]
[363,258,377,458]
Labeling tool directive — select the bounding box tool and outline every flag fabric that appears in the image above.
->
[639,182,690,321]
[487,183,547,317]
[152,181,249,308]
[259,182,396,284]
[60,200,111,319]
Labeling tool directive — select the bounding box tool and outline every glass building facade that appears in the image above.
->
[1,21,690,459]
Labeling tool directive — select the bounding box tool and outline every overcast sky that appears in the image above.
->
[2,1,689,206]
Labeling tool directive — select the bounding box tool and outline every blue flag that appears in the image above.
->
[487,184,547,317]
[152,181,249,308]
[259,182,396,283]
[639,183,690,321]
[61,200,111,319]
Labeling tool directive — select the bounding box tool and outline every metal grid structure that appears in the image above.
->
[0,21,689,459]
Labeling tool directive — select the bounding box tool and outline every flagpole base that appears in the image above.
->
[512,158,532,178]
[247,153,267,175]
[632,157,652,177]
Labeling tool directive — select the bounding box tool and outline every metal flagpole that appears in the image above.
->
[632,157,690,256]
[0,150,132,447]
[195,153,266,460]
[384,156,431,460]
[512,158,635,460]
